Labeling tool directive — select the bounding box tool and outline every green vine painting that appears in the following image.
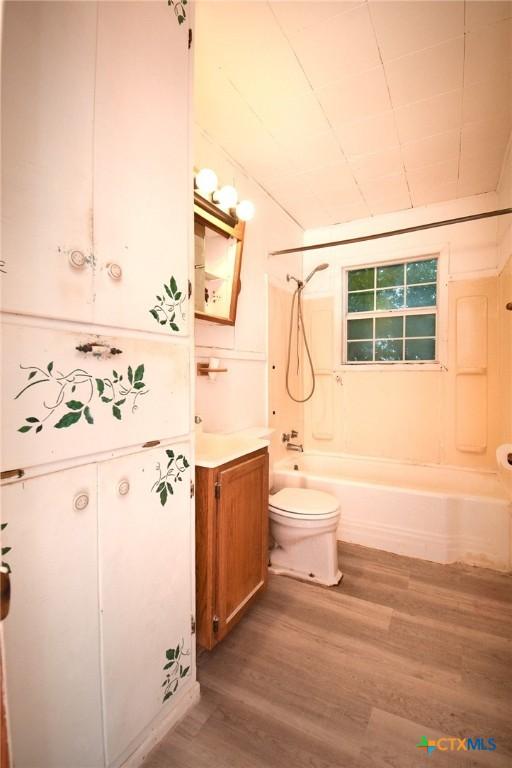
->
[152,449,189,506]
[168,0,187,25]
[162,638,190,702]
[15,362,149,434]
[1,523,11,574]
[149,276,186,332]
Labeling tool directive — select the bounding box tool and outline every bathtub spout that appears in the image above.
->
[287,442,304,452]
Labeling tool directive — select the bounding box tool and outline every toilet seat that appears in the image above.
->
[269,488,339,520]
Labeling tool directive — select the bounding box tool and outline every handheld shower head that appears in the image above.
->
[304,262,329,284]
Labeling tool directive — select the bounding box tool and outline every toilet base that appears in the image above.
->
[268,564,343,587]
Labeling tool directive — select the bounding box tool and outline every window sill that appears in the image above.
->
[336,362,445,372]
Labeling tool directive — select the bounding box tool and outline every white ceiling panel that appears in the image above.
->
[385,37,464,107]
[368,0,464,62]
[402,130,461,172]
[317,66,392,125]
[465,1,512,31]
[289,3,381,89]
[464,17,512,85]
[394,90,463,144]
[349,145,404,181]
[334,110,400,156]
[195,2,512,230]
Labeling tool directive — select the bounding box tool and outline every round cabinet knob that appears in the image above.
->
[73,492,89,511]
[107,263,122,280]
[118,479,130,496]
[69,250,87,269]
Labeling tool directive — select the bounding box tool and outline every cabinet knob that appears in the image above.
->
[73,492,89,511]
[69,250,87,269]
[107,263,122,280]
[118,479,130,496]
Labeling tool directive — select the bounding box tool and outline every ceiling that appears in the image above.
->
[194,0,512,230]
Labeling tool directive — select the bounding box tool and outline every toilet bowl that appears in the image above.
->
[269,488,342,586]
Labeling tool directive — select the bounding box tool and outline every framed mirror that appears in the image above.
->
[194,192,245,326]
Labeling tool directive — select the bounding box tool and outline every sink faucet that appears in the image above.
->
[286,442,303,452]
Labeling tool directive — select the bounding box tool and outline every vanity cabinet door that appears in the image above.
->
[92,1,191,336]
[2,322,190,472]
[2,1,97,322]
[98,442,194,766]
[1,466,104,768]
[215,451,269,643]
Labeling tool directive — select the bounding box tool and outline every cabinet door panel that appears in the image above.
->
[98,444,193,764]
[216,453,268,641]
[93,1,190,336]
[1,466,104,768]
[2,322,190,471]
[1,1,96,321]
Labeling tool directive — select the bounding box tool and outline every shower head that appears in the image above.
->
[304,262,329,284]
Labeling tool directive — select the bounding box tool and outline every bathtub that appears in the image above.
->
[272,453,512,571]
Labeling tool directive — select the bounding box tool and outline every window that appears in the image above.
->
[344,256,438,364]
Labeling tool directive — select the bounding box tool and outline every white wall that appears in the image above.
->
[194,127,303,457]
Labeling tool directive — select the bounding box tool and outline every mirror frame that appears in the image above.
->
[194,192,245,326]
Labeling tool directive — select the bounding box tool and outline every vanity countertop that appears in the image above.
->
[195,429,270,468]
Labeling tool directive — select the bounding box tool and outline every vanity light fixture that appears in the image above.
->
[194,167,255,222]
[195,167,218,196]
[236,200,255,222]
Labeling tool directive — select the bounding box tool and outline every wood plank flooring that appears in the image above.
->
[144,543,512,767]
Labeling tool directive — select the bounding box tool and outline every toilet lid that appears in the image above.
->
[269,488,339,517]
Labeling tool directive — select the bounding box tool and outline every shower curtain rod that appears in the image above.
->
[269,207,512,256]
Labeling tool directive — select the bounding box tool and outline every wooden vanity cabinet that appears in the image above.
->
[195,447,269,649]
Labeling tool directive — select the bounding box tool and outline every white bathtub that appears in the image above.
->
[273,453,512,571]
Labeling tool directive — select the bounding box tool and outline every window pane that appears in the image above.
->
[406,313,436,337]
[407,258,437,284]
[406,284,436,307]
[405,339,436,360]
[347,318,373,340]
[347,341,373,361]
[348,291,374,312]
[348,267,374,291]
[377,263,404,288]
[375,316,403,338]
[376,287,404,310]
[375,339,403,361]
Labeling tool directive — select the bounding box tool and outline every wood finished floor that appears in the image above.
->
[145,543,512,767]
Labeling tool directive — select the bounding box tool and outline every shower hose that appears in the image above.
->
[285,283,316,403]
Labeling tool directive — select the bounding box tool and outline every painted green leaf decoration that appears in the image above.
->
[2,547,12,556]
[84,406,94,425]
[170,276,178,296]
[54,411,82,429]
[170,323,179,332]
[36,425,43,433]
[96,378,105,396]
[112,405,122,420]
[18,425,32,433]
[28,370,37,380]
[166,450,174,459]
[134,364,144,383]
[128,366,133,385]
[101,396,113,403]
[47,361,54,374]
[166,648,175,661]
[133,381,145,390]
[1,524,7,531]
[180,665,190,678]
[150,309,159,322]
[26,417,39,423]
[164,284,173,299]
[66,400,84,411]
[160,487,168,506]
[166,482,174,495]
[163,692,172,702]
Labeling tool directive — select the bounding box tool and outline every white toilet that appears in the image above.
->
[269,488,342,586]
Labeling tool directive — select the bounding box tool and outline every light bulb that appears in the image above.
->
[236,200,255,221]
[216,185,238,209]
[195,168,218,195]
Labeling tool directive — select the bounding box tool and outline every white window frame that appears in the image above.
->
[336,246,448,372]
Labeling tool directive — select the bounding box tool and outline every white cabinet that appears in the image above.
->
[2,322,190,471]
[2,466,104,768]
[98,443,193,765]
[1,1,97,322]
[92,2,191,336]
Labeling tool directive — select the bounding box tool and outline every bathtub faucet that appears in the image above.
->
[286,442,304,452]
